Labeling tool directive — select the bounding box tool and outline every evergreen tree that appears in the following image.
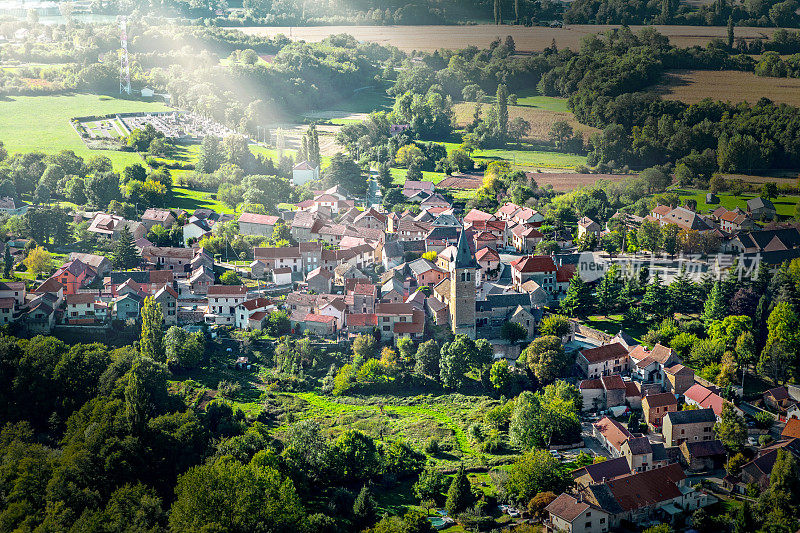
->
[493,0,501,24]
[596,265,621,315]
[702,281,728,323]
[733,500,752,533]
[445,465,474,516]
[140,297,165,362]
[643,272,670,319]
[197,135,224,174]
[667,270,697,313]
[560,276,595,318]
[352,485,377,529]
[112,225,140,269]
[3,243,11,279]
[727,16,734,49]
[514,0,520,23]
[376,162,393,191]
[495,84,509,141]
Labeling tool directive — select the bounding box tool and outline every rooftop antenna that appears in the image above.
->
[119,16,131,95]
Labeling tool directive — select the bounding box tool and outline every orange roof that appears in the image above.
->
[782,418,800,439]
[643,392,677,409]
[594,416,633,452]
[580,343,629,364]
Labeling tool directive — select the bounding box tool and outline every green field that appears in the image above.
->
[442,141,586,170]
[675,188,800,217]
[391,167,449,185]
[513,94,571,113]
[0,93,171,169]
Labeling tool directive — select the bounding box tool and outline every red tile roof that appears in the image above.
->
[580,343,629,364]
[601,374,626,390]
[347,313,377,327]
[643,392,677,409]
[238,212,280,225]
[782,418,800,439]
[601,464,685,512]
[304,313,336,324]
[511,255,557,273]
[207,285,247,296]
[545,493,591,522]
[594,416,633,452]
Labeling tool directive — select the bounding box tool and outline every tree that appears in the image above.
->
[445,465,474,516]
[637,219,662,251]
[85,171,121,208]
[501,321,527,345]
[549,121,573,150]
[715,403,747,453]
[140,297,165,362]
[353,333,379,360]
[770,448,799,496]
[220,270,242,285]
[112,225,140,269]
[325,153,365,196]
[560,275,595,317]
[702,281,728,324]
[395,144,424,167]
[761,182,778,200]
[415,339,440,378]
[539,314,571,337]
[505,449,569,503]
[353,485,377,529]
[727,16,735,48]
[524,335,570,384]
[439,335,477,389]
[22,245,51,280]
[376,163,392,190]
[169,455,306,532]
[165,326,204,368]
[490,359,513,394]
[759,301,799,384]
[266,311,291,336]
[124,355,170,431]
[642,272,670,319]
[3,244,11,279]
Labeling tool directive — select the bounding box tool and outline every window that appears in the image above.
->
[586,512,591,517]
[585,522,592,528]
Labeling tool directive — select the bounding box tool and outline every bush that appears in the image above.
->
[218,380,242,399]
[424,437,440,455]
[753,411,774,430]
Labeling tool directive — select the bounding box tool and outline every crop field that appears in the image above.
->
[240,24,780,52]
[454,99,597,143]
[0,93,170,168]
[676,188,800,216]
[655,69,800,106]
[529,171,628,192]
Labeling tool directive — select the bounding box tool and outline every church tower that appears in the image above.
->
[449,229,477,339]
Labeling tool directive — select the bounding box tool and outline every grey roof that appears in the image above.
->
[651,442,668,462]
[573,456,631,483]
[664,408,717,425]
[747,197,775,211]
[382,277,405,295]
[584,484,625,515]
[408,258,440,277]
[475,292,532,312]
[108,271,150,284]
[454,226,478,269]
[431,213,461,227]
[426,226,460,241]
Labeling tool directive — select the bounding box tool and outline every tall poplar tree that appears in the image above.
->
[140,297,165,361]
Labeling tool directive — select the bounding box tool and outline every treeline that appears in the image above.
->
[564,0,800,27]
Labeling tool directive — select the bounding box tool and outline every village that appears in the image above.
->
[0,156,797,532]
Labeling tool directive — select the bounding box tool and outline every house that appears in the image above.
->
[577,343,630,379]
[0,196,28,215]
[114,292,144,320]
[579,374,627,411]
[642,392,678,430]
[238,212,280,237]
[64,293,105,324]
[662,408,717,447]
[679,440,727,472]
[32,278,65,307]
[782,418,800,439]
[318,298,347,330]
[69,253,112,276]
[298,313,337,335]
[683,383,736,418]
[189,267,213,294]
[141,208,176,230]
[205,285,248,325]
[593,416,633,457]
[747,197,776,219]
[0,298,16,325]
[306,267,333,293]
[253,247,302,274]
[407,258,447,287]
[292,161,320,186]
[664,364,695,395]
[45,259,96,295]
[235,297,274,330]
[763,386,794,412]
[475,293,534,331]
[402,180,434,198]
[511,224,543,253]
[620,437,664,473]
[141,246,210,278]
[718,209,756,233]
[735,439,800,491]
[350,283,378,314]
[544,493,610,533]
[88,214,147,240]
[656,206,715,232]
[182,218,213,245]
[153,284,179,326]
[577,217,601,239]
[24,296,57,333]
[495,202,522,221]
[375,302,425,342]
[510,255,557,294]
[475,247,500,281]
[572,456,632,488]
[353,208,387,231]
[273,267,293,286]
[578,464,705,529]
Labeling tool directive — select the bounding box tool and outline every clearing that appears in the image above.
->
[529,172,628,192]
[676,188,800,217]
[0,93,170,168]
[654,69,800,106]
[239,24,779,52]
[454,97,598,143]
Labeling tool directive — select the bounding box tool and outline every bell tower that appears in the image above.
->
[449,229,477,339]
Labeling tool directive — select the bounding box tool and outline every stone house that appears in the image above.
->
[662,408,717,447]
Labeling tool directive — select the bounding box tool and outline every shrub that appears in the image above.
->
[218,380,242,399]
[424,437,440,455]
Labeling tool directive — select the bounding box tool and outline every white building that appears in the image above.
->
[292,161,320,186]
[205,285,248,325]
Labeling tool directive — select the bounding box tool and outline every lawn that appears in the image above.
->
[585,314,647,343]
[391,168,449,185]
[513,94,571,113]
[0,93,170,169]
[441,141,586,170]
[675,188,800,217]
[170,186,236,214]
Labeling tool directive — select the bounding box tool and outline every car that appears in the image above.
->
[549,450,562,460]
[747,436,759,447]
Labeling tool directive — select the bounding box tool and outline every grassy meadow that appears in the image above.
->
[0,93,170,168]
[676,188,800,217]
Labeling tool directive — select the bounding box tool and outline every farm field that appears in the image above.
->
[0,93,171,168]
[675,188,800,216]
[240,24,780,52]
[528,171,628,192]
[655,69,800,106]
[454,99,598,143]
